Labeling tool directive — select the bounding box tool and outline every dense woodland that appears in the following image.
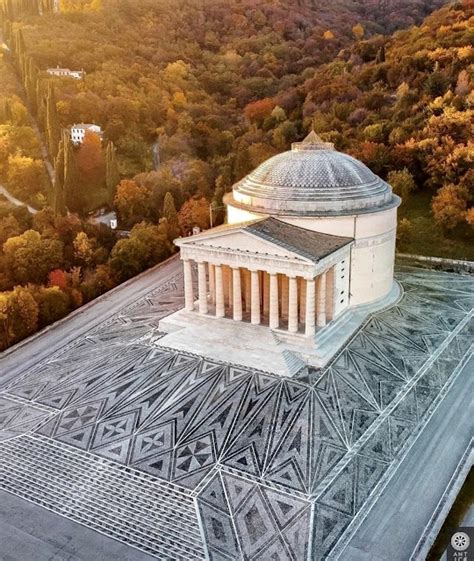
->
[0,0,472,349]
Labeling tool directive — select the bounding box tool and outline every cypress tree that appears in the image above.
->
[63,131,80,214]
[163,191,179,239]
[46,83,61,159]
[375,44,386,64]
[105,141,120,203]
[53,134,66,216]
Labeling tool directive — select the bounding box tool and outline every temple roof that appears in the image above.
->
[176,218,353,264]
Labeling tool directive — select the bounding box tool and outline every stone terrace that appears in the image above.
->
[0,263,472,560]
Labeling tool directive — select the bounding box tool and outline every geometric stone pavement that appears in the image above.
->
[0,266,472,560]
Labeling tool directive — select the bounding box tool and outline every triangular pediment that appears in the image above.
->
[176,227,312,263]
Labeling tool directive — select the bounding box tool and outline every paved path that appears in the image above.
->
[0,185,38,214]
[337,354,474,561]
[0,254,181,384]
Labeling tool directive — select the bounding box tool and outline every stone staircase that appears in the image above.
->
[0,434,205,561]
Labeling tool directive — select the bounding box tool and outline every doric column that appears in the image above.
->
[288,276,298,333]
[251,270,260,325]
[299,278,306,323]
[317,271,327,327]
[232,267,243,321]
[281,275,289,319]
[269,273,279,329]
[183,259,194,311]
[209,264,215,305]
[197,262,208,315]
[245,269,251,313]
[263,272,270,316]
[305,278,316,337]
[223,266,229,307]
[227,267,233,313]
[215,264,225,318]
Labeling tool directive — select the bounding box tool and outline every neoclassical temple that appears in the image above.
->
[178,218,352,337]
[160,132,401,374]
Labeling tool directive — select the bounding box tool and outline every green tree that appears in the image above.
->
[53,133,66,216]
[3,229,63,284]
[46,83,61,159]
[387,168,416,201]
[105,141,120,202]
[63,132,81,213]
[33,286,70,327]
[162,191,179,239]
[6,286,39,344]
[109,221,171,281]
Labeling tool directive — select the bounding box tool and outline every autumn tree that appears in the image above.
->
[46,83,60,159]
[7,154,46,200]
[5,286,39,344]
[431,184,469,231]
[76,130,105,190]
[53,132,67,216]
[0,215,21,245]
[114,179,152,228]
[387,169,416,201]
[178,197,210,235]
[63,132,81,213]
[32,286,70,328]
[244,98,275,126]
[73,231,96,267]
[3,229,63,284]
[352,23,364,41]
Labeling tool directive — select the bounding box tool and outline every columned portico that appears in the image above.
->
[174,217,353,341]
[178,258,344,337]
[160,131,400,375]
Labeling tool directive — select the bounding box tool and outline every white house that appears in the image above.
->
[47,65,85,80]
[70,124,103,144]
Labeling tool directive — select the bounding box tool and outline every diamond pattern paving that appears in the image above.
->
[0,265,472,560]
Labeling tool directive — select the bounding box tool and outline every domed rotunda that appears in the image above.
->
[161,132,401,375]
[226,131,401,307]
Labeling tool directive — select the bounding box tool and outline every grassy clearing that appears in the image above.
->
[397,192,474,261]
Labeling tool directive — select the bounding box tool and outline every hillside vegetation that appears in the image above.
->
[0,0,472,351]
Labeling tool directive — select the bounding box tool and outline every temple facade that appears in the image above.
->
[160,132,401,374]
[176,218,352,337]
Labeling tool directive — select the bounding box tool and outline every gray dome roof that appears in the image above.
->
[229,132,399,216]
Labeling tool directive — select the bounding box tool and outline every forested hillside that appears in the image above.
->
[0,0,472,350]
[1,0,447,200]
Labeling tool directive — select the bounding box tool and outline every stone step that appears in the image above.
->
[0,435,205,561]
